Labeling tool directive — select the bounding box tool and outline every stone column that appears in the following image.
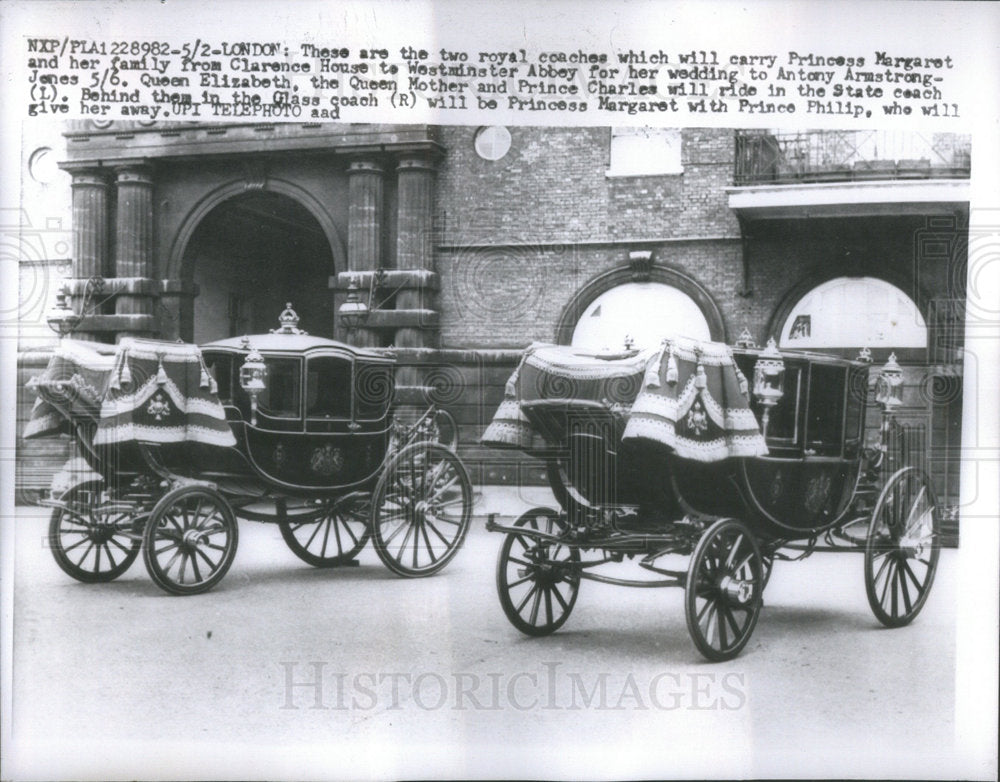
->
[345,158,384,347]
[69,168,110,341]
[113,163,154,337]
[394,154,437,351]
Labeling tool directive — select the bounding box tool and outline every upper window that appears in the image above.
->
[607,128,682,177]
[779,277,926,350]
[571,281,712,352]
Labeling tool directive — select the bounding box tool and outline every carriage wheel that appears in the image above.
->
[142,485,238,596]
[371,441,472,577]
[279,495,371,567]
[685,518,765,662]
[864,467,941,627]
[497,507,580,637]
[49,484,140,583]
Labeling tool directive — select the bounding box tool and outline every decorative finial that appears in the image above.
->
[735,327,756,349]
[857,346,873,363]
[271,302,308,335]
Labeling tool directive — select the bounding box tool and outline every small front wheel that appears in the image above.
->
[865,467,941,627]
[49,484,140,583]
[371,441,472,577]
[142,485,238,595]
[685,518,764,661]
[497,507,580,636]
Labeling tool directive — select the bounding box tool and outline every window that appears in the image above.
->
[807,364,846,454]
[306,356,352,419]
[607,127,682,177]
[474,126,512,161]
[571,281,711,352]
[258,358,301,419]
[202,352,233,403]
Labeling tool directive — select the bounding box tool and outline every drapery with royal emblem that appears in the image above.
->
[482,338,767,462]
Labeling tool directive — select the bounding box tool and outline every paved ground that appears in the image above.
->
[0,487,986,780]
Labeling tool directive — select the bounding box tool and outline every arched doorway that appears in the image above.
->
[570,281,713,351]
[185,191,335,343]
[777,276,926,352]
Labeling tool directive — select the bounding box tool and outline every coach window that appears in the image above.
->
[571,281,712,352]
[306,356,352,420]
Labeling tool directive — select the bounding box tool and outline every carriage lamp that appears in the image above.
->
[239,345,268,426]
[752,337,786,437]
[338,277,369,330]
[46,276,107,338]
[45,282,82,337]
[338,268,388,330]
[875,352,904,413]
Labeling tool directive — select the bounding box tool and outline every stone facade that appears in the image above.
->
[16,123,969,532]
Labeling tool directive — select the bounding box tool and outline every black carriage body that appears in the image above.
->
[195,333,396,495]
[66,334,396,496]
[532,349,871,541]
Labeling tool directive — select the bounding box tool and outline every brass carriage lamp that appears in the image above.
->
[239,344,268,426]
[752,337,785,437]
[875,352,904,414]
[45,282,81,338]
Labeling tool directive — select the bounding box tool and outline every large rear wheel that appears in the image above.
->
[279,494,371,567]
[864,467,941,627]
[685,518,764,661]
[371,441,473,577]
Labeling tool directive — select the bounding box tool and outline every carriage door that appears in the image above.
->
[304,355,375,484]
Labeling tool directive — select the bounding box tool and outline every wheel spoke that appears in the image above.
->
[423,516,453,547]
[419,522,439,564]
[62,536,92,553]
[319,518,333,558]
[394,521,416,561]
[161,546,183,575]
[189,551,203,582]
[550,582,570,611]
[194,546,218,570]
[516,582,540,614]
[528,586,542,626]
[716,601,729,649]
[899,557,925,595]
[381,517,411,548]
[74,541,96,568]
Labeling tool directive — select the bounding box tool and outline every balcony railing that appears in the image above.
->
[734,131,971,186]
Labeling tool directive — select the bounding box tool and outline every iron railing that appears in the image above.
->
[734,130,971,185]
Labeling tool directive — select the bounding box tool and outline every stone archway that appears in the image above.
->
[556,258,726,347]
[170,182,344,343]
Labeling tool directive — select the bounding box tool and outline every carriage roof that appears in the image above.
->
[201,332,393,362]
